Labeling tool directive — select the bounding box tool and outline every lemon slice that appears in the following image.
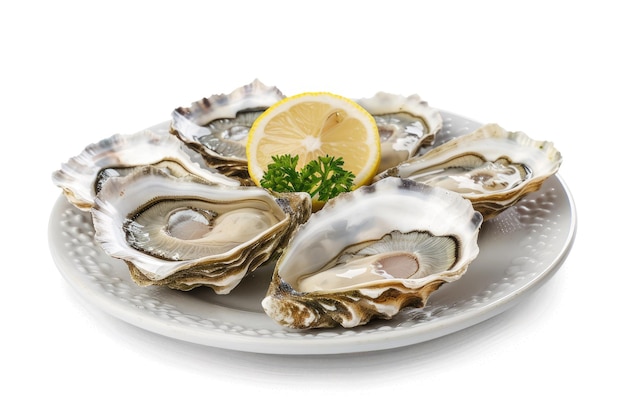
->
[246,92,381,201]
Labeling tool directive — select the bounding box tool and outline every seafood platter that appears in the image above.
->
[49,80,574,354]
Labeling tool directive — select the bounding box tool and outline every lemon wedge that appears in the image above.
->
[246,92,381,206]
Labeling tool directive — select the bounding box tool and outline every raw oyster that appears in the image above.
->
[262,177,482,329]
[170,79,285,179]
[52,129,239,211]
[356,92,442,173]
[91,166,311,294]
[375,123,563,220]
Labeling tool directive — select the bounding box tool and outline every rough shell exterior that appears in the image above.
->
[262,177,482,329]
[51,129,238,211]
[356,92,442,173]
[92,167,311,294]
[170,79,285,179]
[375,123,563,220]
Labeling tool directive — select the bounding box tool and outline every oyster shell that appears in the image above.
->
[170,79,285,179]
[375,123,563,220]
[262,177,482,329]
[51,129,239,211]
[91,167,311,294]
[356,92,442,173]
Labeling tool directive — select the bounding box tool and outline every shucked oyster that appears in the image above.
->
[170,79,285,179]
[375,123,563,220]
[356,92,442,173]
[262,177,482,329]
[51,129,239,211]
[92,167,311,294]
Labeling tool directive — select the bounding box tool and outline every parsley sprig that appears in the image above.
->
[260,154,355,202]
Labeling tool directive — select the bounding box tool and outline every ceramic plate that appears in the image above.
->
[48,112,577,355]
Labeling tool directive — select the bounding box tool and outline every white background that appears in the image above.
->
[2,0,623,415]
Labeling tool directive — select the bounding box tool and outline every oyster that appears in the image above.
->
[170,79,285,179]
[375,123,563,220]
[356,92,442,173]
[262,177,482,329]
[52,129,239,211]
[91,166,311,294]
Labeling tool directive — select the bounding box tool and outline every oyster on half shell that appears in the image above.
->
[170,79,285,179]
[51,129,239,211]
[356,92,442,173]
[92,167,311,294]
[262,177,482,329]
[375,123,563,220]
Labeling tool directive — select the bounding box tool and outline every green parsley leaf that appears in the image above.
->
[260,154,355,202]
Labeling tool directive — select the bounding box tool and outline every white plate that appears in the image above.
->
[48,112,577,355]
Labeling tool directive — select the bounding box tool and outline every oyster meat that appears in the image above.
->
[170,79,285,179]
[375,123,563,220]
[91,166,311,294]
[262,177,482,329]
[52,129,239,211]
[356,92,442,173]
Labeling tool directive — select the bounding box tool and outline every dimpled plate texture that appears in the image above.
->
[48,111,577,355]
